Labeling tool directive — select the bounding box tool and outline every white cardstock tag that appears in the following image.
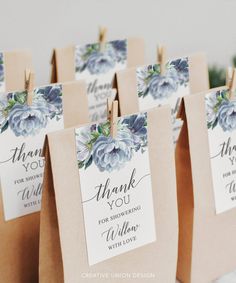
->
[0,85,64,220]
[75,112,156,265]
[136,57,190,143]
[75,39,127,122]
[206,89,236,214]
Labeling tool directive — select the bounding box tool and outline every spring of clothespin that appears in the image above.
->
[24,69,35,106]
[157,45,166,76]
[107,97,118,139]
[99,26,107,52]
[227,67,236,100]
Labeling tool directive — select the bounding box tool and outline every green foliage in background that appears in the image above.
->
[209,56,236,88]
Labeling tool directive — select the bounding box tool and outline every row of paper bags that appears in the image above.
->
[0,35,235,283]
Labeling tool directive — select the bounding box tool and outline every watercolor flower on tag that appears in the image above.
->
[75,113,148,172]
[75,39,127,75]
[0,84,63,137]
[137,58,189,100]
[206,89,236,132]
[0,53,4,86]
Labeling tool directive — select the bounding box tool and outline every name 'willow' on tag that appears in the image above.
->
[75,112,156,265]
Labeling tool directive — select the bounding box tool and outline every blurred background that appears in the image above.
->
[0,0,235,86]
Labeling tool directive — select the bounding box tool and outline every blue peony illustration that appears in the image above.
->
[8,102,49,137]
[110,40,127,63]
[87,51,116,75]
[137,58,189,100]
[0,84,63,136]
[205,89,236,132]
[93,135,133,172]
[122,113,147,149]
[75,40,127,75]
[76,113,148,172]
[218,101,236,131]
[170,58,189,85]
[36,85,63,117]
[149,70,178,100]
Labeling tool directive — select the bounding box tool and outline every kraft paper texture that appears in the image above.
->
[4,50,33,91]
[176,87,236,283]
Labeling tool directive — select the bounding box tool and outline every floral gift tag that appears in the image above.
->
[75,40,127,122]
[75,112,156,265]
[0,85,63,220]
[0,52,5,92]
[205,89,236,214]
[136,58,189,143]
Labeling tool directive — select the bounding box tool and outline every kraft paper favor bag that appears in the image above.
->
[0,50,32,92]
[51,38,145,121]
[0,80,88,283]
[176,86,236,283]
[116,53,209,142]
[39,105,178,283]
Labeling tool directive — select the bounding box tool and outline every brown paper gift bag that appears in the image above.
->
[39,105,178,283]
[0,80,88,283]
[51,38,145,122]
[176,87,236,283]
[116,53,209,116]
[1,50,33,92]
[50,38,145,83]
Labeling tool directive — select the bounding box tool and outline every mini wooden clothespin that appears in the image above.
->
[107,97,118,138]
[227,67,236,100]
[99,26,107,52]
[24,69,35,106]
[157,45,167,76]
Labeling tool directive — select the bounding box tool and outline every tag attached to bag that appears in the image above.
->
[205,88,236,214]
[0,81,88,221]
[51,34,145,122]
[39,105,178,283]
[136,57,189,114]
[75,112,156,265]
[136,57,189,142]
[0,84,64,220]
[75,39,127,121]
[116,53,209,144]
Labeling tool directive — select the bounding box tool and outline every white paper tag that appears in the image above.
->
[75,112,156,265]
[0,85,64,220]
[206,89,236,214]
[75,39,127,122]
[136,57,189,143]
